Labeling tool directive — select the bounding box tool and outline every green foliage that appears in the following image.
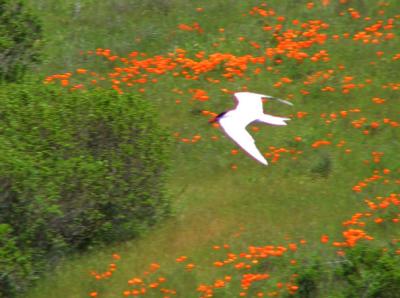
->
[289,246,400,298]
[293,261,321,298]
[336,245,400,298]
[0,224,33,298]
[0,0,42,82]
[0,81,171,295]
[310,151,332,178]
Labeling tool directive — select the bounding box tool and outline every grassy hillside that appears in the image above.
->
[23,0,399,297]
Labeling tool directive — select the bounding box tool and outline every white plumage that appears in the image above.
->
[213,92,293,166]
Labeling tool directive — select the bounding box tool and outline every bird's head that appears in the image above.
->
[209,111,228,123]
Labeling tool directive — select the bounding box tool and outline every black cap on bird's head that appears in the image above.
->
[209,111,228,123]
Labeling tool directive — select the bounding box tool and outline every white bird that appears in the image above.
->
[210,92,293,166]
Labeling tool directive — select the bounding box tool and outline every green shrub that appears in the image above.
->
[310,151,332,178]
[288,245,400,297]
[0,81,171,295]
[293,261,321,297]
[0,0,42,82]
[0,224,33,298]
[336,245,400,298]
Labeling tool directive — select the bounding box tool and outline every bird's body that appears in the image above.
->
[213,92,292,166]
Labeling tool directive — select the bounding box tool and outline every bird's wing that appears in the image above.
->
[219,118,268,166]
[272,97,293,106]
[233,92,263,115]
[257,93,294,106]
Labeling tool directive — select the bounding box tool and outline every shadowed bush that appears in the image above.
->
[336,245,400,298]
[0,224,33,298]
[287,245,400,298]
[0,81,171,296]
[0,0,42,82]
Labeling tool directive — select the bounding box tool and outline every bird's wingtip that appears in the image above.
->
[276,98,294,106]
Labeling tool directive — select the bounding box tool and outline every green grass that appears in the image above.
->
[21,0,400,297]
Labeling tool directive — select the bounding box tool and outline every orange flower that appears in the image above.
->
[320,234,329,243]
[296,111,308,118]
[370,122,380,129]
[321,0,330,6]
[149,263,160,272]
[214,279,226,288]
[311,140,331,148]
[176,256,187,263]
[178,23,193,31]
[76,68,87,74]
[149,282,159,288]
[288,243,297,251]
[213,261,224,267]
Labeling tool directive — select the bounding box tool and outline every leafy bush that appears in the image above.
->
[310,151,332,178]
[0,224,33,298]
[288,245,400,298]
[336,245,400,298]
[0,81,171,295]
[293,261,321,297]
[0,0,42,82]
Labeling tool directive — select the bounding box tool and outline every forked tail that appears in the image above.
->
[257,114,290,126]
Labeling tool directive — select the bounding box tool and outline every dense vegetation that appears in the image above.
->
[0,0,398,297]
[290,245,400,297]
[0,0,42,82]
[0,83,171,296]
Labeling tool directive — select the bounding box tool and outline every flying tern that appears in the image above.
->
[210,92,293,166]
